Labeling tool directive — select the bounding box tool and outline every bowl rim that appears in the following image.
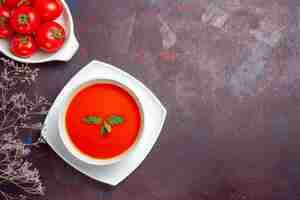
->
[58,78,145,166]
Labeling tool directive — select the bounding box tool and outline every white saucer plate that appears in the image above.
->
[42,60,167,186]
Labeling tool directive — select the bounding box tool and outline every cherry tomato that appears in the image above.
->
[10,34,37,57]
[36,21,65,52]
[10,6,40,34]
[0,6,12,38]
[34,0,62,21]
[1,0,32,9]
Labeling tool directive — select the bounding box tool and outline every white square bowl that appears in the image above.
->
[42,60,167,186]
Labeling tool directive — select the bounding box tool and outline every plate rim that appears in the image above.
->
[42,60,167,185]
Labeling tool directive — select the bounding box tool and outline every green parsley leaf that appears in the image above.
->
[82,116,102,125]
[108,115,124,125]
[104,121,112,132]
[101,126,108,135]
[101,122,112,136]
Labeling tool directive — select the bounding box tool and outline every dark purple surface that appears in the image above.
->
[13,0,300,199]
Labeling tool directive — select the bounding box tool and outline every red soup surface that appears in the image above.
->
[65,83,141,159]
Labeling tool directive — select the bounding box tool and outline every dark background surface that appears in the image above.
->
[16,0,300,199]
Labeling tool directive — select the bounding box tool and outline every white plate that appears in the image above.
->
[0,0,79,63]
[42,60,167,186]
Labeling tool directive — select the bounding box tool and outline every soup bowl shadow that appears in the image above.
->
[58,79,144,166]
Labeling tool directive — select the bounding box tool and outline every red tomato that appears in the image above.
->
[0,6,12,38]
[36,21,65,52]
[1,0,32,9]
[10,34,37,57]
[34,0,62,21]
[10,6,40,34]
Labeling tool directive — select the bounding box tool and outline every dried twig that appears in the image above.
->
[0,58,50,200]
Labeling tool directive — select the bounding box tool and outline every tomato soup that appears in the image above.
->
[65,83,141,159]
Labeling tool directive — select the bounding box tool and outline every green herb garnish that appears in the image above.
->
[103,121,112,132]
[108,115,124,125]
[83,114,124,136]
[101,122,112,136]
[83,115,102,125]
[101,126,108,136]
